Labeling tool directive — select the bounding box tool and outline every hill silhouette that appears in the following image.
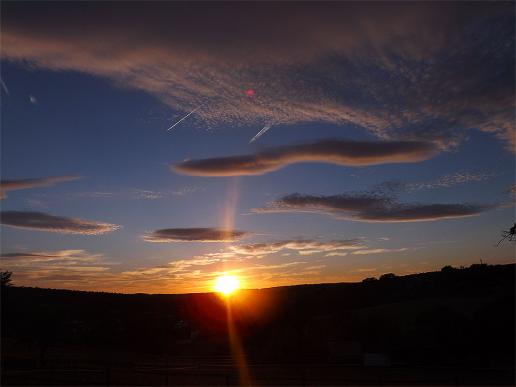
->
[1,263,514,385]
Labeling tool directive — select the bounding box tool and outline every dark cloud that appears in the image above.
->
[253,193,490,222]
[0,175,81,199]
[0,211,121,234]
[173,139,439,176]
[1,3,513,149]
[143,228,250,243]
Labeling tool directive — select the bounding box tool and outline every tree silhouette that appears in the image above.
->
[379,273,397,281]
[497,223,516,245]
[1,271,13,287]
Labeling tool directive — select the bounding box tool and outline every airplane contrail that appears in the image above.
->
[249,123,274,143]
[0,78,10,96]
[167,104,203,131]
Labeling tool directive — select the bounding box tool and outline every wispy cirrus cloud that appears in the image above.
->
[131,189,165,200]
[2,3,513,149]
[0,249,117,289]
[0,175,81,199]
[121,257,317,291]
[0,211,121,234]
[502,184,516,207]
[230,239,361,256]
[0,244,324,292]
[48,186,201,201]
[142,227,250,243]
[1,249,104,265]
[173,139,439,176]
[0,243,405,292]
[131,187,202,200]
[351,248,408,255]
[507,184,516,195]
[253,193,491,222]
[406,172,493,191]
[370,172,494,196]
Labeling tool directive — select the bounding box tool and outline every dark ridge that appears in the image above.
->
[2,263,514,385]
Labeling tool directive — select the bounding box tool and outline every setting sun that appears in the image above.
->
[214,275,240,296]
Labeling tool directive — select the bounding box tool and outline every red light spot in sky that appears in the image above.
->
[246,89,255,97]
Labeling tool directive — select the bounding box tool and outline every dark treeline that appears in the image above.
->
[1,263,515,371]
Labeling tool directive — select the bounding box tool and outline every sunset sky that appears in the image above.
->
[1,2,514,293]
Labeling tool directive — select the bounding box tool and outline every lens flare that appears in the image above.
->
[214,275,240,295]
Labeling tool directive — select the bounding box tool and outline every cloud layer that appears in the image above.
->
[254,193,490,222]
[0,239,410,292]
[230,239,361,256]
[369,172,495,196]
[1,249,102,265]
[0,211,121,234]
[0,249,121,290]
[2,2,513,149]
[173,139,439,176]
[0,175,81,199]
[143,227,250,243]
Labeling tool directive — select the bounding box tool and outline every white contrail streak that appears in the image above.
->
[167,104,203,131]
[0,78,10,96]
[249,123,274,143]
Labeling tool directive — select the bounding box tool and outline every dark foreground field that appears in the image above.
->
[1,263,515,386]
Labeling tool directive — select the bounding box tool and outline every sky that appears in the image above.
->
[0,1,514,294]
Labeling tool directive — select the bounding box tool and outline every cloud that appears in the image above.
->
[121,257,316,291]
[122,256,222,278]
[0,246,320,292]
[0,175,81,199]
[1,3,513,149]
[230,239,361,256]
[369,172,494,196]
[73,191,114,198]
[131,189,164,200]
[253,192,490,222]
[59,186,201,200]
[1,250,232,292]
[351,248,408,255]
[142,227,250,242]
[0,249,122,290]
[173,139,439,176]
[131,187,201,200]
[1,249,103,265]
[0,211,121,234]
[325,252,349,257]
[503,184,516,207]
[406,172,493,191]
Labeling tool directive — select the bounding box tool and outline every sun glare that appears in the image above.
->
[214,275,240,296]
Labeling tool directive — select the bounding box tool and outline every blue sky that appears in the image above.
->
[0,2,514,293]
